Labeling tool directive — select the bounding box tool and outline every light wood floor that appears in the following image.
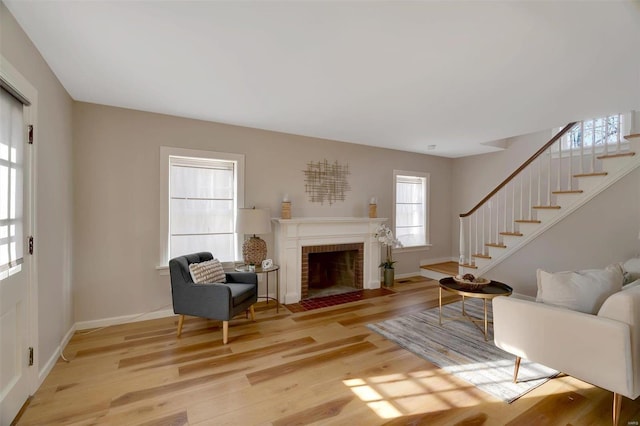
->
[16,277,639,425]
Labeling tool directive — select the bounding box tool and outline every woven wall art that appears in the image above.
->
[303,159,351,205]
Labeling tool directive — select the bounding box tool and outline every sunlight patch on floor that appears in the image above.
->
[367,401,403,418]
[343,369,485,419]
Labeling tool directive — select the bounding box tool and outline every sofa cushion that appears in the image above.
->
[622,257,640,284]
[189,259,226,284]
[229,283,256,306]
[624,278,640,291]
[536,263,624,314]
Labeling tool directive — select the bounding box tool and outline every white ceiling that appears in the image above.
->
[5,1,640,157]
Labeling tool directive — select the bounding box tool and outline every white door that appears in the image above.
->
[0,85,32,425]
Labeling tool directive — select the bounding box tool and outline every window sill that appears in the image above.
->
[394,244,432,254]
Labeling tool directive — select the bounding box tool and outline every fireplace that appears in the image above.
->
[302,243,364,299]
[273,217,386,303]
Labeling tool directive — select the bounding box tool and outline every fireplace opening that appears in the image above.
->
[308,250,357,298]
[301,243,364,300]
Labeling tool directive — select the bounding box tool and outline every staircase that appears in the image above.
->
[456,113,640,277]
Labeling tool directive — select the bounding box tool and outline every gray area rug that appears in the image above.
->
[367,299,558,403]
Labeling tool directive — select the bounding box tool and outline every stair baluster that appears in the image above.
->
[458,114,638,275]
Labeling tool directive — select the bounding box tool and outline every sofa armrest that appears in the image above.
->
[598,285,640,399]
[493,295,633,397]
[172,283,233,319]
[225,272,258,285]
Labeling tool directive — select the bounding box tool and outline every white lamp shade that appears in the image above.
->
[236,208,271,235]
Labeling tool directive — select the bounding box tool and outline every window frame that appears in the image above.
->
[554,114,629,154]
[0,87,25,279]
[392,170,430,251]
[159,146,245,267]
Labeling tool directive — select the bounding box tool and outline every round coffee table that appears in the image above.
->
[438,277,512,341]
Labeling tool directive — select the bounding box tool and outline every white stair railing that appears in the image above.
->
[459,114,630,271]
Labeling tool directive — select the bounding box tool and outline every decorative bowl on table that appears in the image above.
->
[453,274,491,290]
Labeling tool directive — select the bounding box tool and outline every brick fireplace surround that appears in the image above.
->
[273,217,386,304]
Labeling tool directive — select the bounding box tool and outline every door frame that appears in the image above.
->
[0,54,39,396]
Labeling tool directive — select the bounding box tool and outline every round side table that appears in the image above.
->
[235,264,281,312]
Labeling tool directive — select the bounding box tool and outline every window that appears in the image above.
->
[394,171,429,248]
[160,147,244,265]
[0,87,24,279]
[559,114,625,151]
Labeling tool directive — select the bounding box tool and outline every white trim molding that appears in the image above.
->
[75,308,175,331]
[1,54,40,398]
[159,146,245,267]
[393,169,430,248]
[38,324,75,388]
[273,217,387,303]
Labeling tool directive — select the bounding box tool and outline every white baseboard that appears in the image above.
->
[75,307,175,331]
[37,323,75,388]
[395,271,421,280]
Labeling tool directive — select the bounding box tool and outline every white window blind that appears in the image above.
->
[394,172,428,248]
[0,88,24,274]
[168,156,238,262]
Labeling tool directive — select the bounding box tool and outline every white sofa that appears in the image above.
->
[493,283,640,425]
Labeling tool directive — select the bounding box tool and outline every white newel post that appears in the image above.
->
[459,217,465,269]
[273,217,387,304]
[626,111,638,136]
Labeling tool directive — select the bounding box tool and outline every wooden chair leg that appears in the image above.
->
[613,392,622,426]
[222,321,229,344]
[177,315,185,337]
[513,356,521,383]
[249,305,256,321]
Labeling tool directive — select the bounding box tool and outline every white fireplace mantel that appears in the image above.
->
[272,217,387,303]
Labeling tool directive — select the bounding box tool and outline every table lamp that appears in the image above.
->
[236,207,271,265]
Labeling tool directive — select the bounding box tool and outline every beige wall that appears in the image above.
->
[451,129,640,295]
[450,129,553,254]
[6,0,637,335]
[1,2,74,371]
[72,102,453,322]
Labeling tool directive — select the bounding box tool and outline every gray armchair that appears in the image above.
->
[169,252,258,344]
